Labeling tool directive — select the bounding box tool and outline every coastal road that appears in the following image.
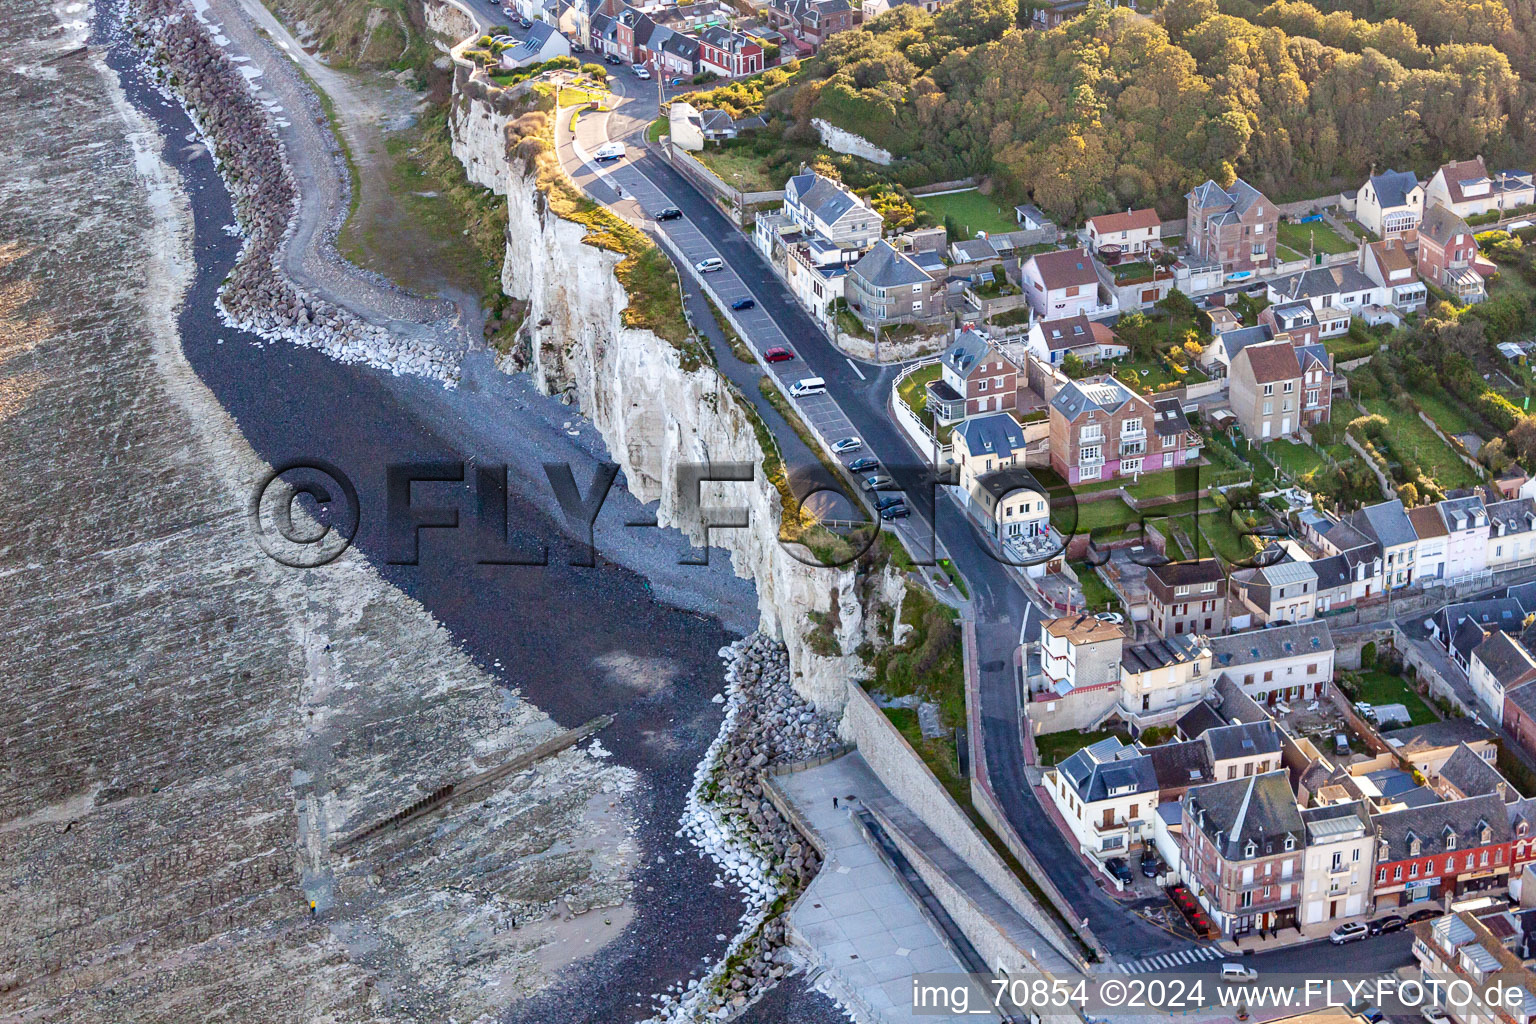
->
[554,95,1202,959]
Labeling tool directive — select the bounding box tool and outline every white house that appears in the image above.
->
[1408,504,1449,583]
[1439,496,1490,582]
[1300,803,1375,925]
[1119,634,1212,718]
[1020,247,1116,320]
[1355,169,1424,240]
[1043,737,1160,862]
[1207,621,1335,708]
[1265,263,1382,338]
[1084,208,1161,256]
[1487,497,1536,572]
[1425,157,1536,221]
[1468,630,1536,726]
[497,21,571,68]
[782,172,882,254]
[1025,314,1127,367]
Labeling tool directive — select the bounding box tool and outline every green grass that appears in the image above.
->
[1112,358,1209,394]
[1358,397,1482,490]
[647,115,667,142]
[1071,562,1119,611]
[1414,388,1479,439]
[1035,726,1129,767]
[1264,440,1327,481]
[1278,219,1354,256]
[913,189,1016,239]
[896,362,953,442]
[1277,244,1306,263]
[1345,670,1438,726]
[693,146,783,192]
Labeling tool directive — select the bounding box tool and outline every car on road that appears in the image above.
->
[656,207,682,221]
[569,41,585,52]
[880,503,910,521]
[1422,1007,1449,1024]
[604,54,623,65]
[631,64,652,79]
[764,346,794,362]
[875,494,906,511]
[847,457,879,473]
[517,15,532,26]
[593,142,625,163]
[1140,855,1162,879]
[1357,1008,1384,1024]
[1095,611,1125,625]
[831,437,862,454]
[731,297,755,310]
[694,257,724,274]
[1103,857,1134,884]
[789,376,825,397]
[1220,963,1258,983]
[1368,915,1405,935]
[1329,922,1369,945]
[862,474,895,492]
[1407,908,1445,924]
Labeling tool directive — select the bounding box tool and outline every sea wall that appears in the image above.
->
[447,66,866,714]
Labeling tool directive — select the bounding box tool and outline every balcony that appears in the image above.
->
[1119,440,1146,458]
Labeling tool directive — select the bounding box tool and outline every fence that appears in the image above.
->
[890,359,952,464]
[659,141,784,225]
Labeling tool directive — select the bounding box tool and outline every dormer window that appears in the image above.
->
[1444,827,1458,850]
[1480,821,1492,844]
[1284,835,1295,851]
[1408,833,1421,857]
[1244,840,1256,858]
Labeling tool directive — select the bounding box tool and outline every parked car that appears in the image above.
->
[1407,908,1445,924]
[593,142,624,163]
[731,297,755,310]
[763,346,794,362]
[1221,963,1258,983]
[847,457,879,473]
[862,474,895,492]
[517,16,532,27]
[789,376,825,397]
[1095,611,1125,625]
[604,54,623,65]
[880,503,910,521]
[569,41,585,52]
[631,64,652,79]
[1329,922,1369,945]
[831,437,862,455]
[1368,915,1405,936]
[656,207,682,221]
[1104,857,1134,884]
[1422,1007,1449,1024]
[694,257,724,274]
[875,494,906,511]
[1140,855,1162,879]
[1358,1008,1384,1024]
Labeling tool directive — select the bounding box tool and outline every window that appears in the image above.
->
[1409,863,1419,878]
[1081,445,1102,463]
[1283,381,1294,393]
[1263,384,1275,396]
[1394,866,1403,880]
[1263,401,1273,416]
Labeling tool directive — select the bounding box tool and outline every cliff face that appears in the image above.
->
[447,70,865,714]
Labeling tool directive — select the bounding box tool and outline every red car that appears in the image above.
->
[764,347,794,362]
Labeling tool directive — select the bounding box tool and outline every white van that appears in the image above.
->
[789,377,826,397]
[694,257,724,273]
[593,142,624,163]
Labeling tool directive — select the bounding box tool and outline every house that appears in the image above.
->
[1228,340,1309,440]
[1119,634,1212,718]
[844,241,940,331]
[1085,208,1162,257]
[1044,737,1160,862]
[1176,676,1271,740]
[1382,721,1498,780]
[695,25,762,77]
[1353,499,1419,590]
[1413,911,1536,1024]
[1014,204,1058,235]
[1180,771,1305,937]
[1300,802,1375,925]
[1417,204,1487,304]
[1048,375,1191,484]
[653,27,701,78]
[1486,497,1536,571]
[1440,496,1491,582]
[1208,620,1335,707]
[1406,504,1449,583]
[1505,679,1536,764]
[1265,264,1381,336]
[937,329,1019,419]
[1435,597,1527,669]
[498,21,572,67]
[1146,740,1217,802]
[1424,157,1536,221]
[1369,793,1514,908]
[781,172,881,253]
[765,0,859,47]
[1355,169,1424,240]
[1020,247,1115,320]
[1230,558,1319,626]
[1185,178,1279,273]
[1145,559,1227,639]
[1434,742,1518,803]
[1039,613,1125,697]
[952,412,1029,499]
[1204,720,1285,781]
[949,237,999,269]
[969,466,1052,545]
[1024,314,1126,367]
[1356,238,1427,313]
[1257,301,1321,348]
[1470,630,1536,726]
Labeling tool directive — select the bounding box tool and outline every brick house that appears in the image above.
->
[766,0,858,47]
[1417,204,1487,304]
[1085,208,1161,256]
[696,26,762,78]
[937,328,1019,419]
[1145,559,1227,638]
[1185,178,1279,273]
[1368,793,1514,908]
[1180,771,1305,938]
[1048,375,1192,484]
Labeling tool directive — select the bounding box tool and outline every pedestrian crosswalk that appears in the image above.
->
[1115,946,1224,973]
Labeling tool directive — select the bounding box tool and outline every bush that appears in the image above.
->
[1361,641,1378,669]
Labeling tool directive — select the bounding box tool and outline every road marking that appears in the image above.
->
[846,358,865,381]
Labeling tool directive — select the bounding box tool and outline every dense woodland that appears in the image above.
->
[758,0,1536,219]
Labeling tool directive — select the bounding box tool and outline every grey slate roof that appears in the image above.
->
[1147,558,1224,590]
[1188,178,1271,226]
[954,413,1025,458]
[1487,497,1536,537]
[1368,169,1421,210]
[1146,740,1216,792]
[1208,621,1333,671]
[1437,598,1526,644]
[1383,719,1495,754]
[786,172,858,227]
[975,466,1046,502]
[1440,495,1488,533]
[1472,629,1536,687]
[942,329,991,376]
[1152,397,1190,438]
[852,240,930,289]
[1271,263,1379,303]
[1122,634,1207,674]
[1203,720,1283,762]
[952,238,999,263]
[1439,743,1515,803]
[1419,204,1473,248]
[1311,552,1350,591]
[1510,580,1536,613]
[1057,737,1159,803]
[1049,376,1141,421]
[1220,324,1273,363]
[1186,771,1303,862]
[1354,499,1418,550]
[1370,791,1511,861]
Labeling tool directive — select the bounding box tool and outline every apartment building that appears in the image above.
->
[1048,376,1191,483]
[1181,771,1305,937]
[1185,177,1279,273]
[1228,340,1332,440]
[1370,793,1514,908]
[781,172,881,253]
[1145,559,1227,638]
[1412,910,1536,1024]
[1299,802,1375,924]
[1120,634,1212,717]
[1208,620,1335,706]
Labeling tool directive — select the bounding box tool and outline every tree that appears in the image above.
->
[582,62,608,82]
[1509,417,1536,467]
[1396,482,1419,507]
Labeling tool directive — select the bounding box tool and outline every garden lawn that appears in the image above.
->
[1071,561,1119,611]
[693,146,784,192]
[1035,726,1128,766]
[1359,397,1482,490]
[1277,220,1353,255]
[914,189,1016,239]
[1265,440,1327,480]
[1350,670,1437,726]
[1414,388,1479,438]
